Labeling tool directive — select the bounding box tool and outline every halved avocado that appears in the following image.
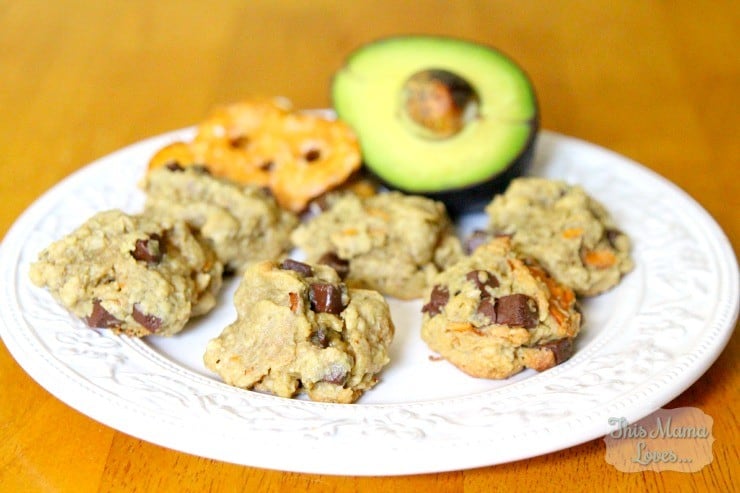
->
[332,35,538,215]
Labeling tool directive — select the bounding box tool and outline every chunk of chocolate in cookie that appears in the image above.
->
[539,338,575,365]
[494,294,538,328]
[131,233,165,264]
[466,270,499,296]
[132,304,164,333]
[309,283,346,314]
[421,285,449,317]
[281,258,313,276]
[476,298,497,322]
[85,298,122,329]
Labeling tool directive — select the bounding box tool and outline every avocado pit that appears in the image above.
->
[401,69,480,139]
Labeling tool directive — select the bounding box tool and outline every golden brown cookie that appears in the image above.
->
[203,259,394,403]
[291,191,463,299]
[30,210,223,337]
[421,237,581,379]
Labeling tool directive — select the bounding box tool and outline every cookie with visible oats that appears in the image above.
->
[29,210,223,337]
[203,259,394,403]
[420,237,581,379]
[142,164,298,273]
[291,191,463,299]
[482,177,633,296]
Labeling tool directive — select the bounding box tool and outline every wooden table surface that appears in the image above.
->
[1,1,737,491]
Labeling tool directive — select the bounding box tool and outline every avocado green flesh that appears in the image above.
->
[332,36,537,193]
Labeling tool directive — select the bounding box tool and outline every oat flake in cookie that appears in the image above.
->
[421,237,581,379]
[483,177,633,296]
[291,191,463,300]
[203,260,394,403]
[29,210,223,337]
[142,165,298,273]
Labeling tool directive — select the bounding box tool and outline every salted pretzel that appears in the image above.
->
[148,98,362,212]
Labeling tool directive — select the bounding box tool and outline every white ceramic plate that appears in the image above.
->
[1,129,737,476]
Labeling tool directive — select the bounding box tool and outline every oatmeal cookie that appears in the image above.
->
[421,237,581,379]
[203,259,394,403]
[483,177,633,296]
[291,191,463,299]
[142,164,298,273]
[29,210,223,337]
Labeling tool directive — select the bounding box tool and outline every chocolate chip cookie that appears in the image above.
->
[483,177,633,296]
[290,191,463,299]
[142,164,298,273]
[203,259,394,403]
[421,237,581,379]
[29,210,223,337]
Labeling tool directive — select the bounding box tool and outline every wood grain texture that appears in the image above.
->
[0,1,737,491]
